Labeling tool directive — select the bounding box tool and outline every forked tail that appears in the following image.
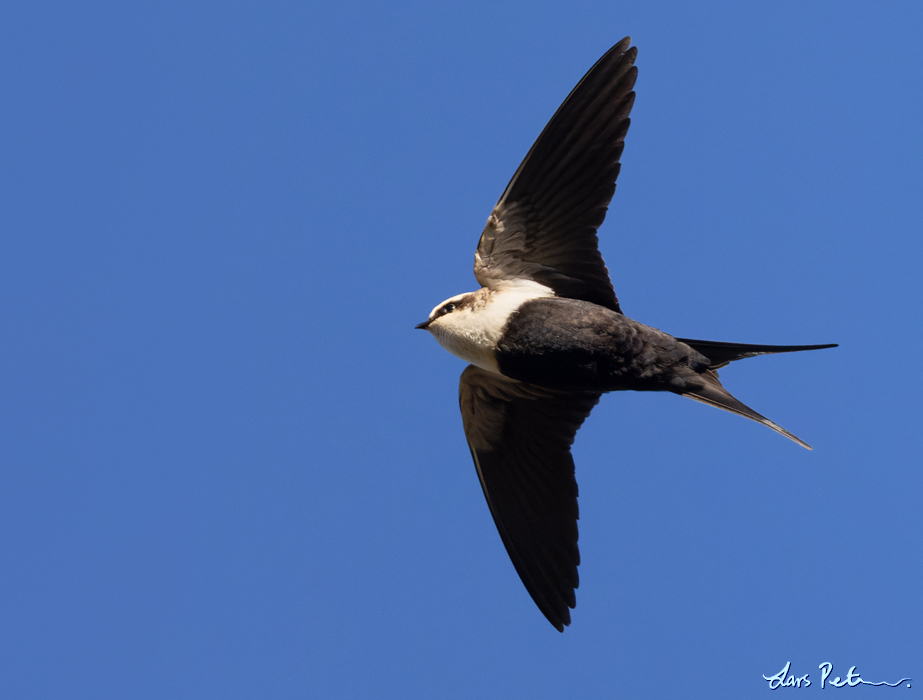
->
[676,340,838,449]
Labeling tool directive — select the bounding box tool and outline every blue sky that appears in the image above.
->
[2,1,921,698]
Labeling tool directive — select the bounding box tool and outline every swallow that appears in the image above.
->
[416,37,836,631]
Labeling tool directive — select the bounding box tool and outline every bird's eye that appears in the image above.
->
[441,303,456,316]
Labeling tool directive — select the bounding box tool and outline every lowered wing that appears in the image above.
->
[458,364,601,631]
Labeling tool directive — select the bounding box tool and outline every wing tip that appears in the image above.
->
[542,601,573,633]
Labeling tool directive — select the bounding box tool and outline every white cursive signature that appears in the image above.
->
[763,661,911,689]
[763,662,811,688]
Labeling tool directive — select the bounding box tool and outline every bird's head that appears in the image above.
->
[415,292,479,333]
[415,286,529,370]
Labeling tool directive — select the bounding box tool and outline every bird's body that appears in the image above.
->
[497,297,705,393]
[428,287,707,392]
[417,37,836,631]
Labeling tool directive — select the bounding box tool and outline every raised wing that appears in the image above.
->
[474,37,637,313]
[458,364,601,631]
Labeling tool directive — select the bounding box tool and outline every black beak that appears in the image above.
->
[415,320,431,330]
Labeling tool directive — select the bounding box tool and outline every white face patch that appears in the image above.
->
[424,280,554,373]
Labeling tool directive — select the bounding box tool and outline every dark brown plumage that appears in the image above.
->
[418,37,836,631]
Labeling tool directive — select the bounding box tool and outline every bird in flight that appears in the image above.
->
[416,37,836,632]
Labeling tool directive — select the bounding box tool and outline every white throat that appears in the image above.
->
[426,281,554,373]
